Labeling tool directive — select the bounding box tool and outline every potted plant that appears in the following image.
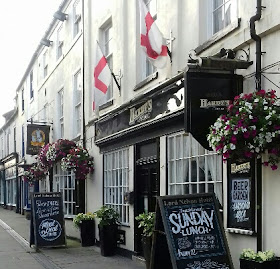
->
[95,206,120,256]
[73,212,96,247]
[240,248,280,269]
[208,90,280,170]
[135,212,155,269]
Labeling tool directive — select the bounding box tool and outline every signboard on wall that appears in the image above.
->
[150,193,233,269]
[227,160,255,232]
[26,124,50,155]
[184,71,243,150]
[30,192,66,248]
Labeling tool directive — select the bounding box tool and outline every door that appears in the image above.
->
[134,140,159,255]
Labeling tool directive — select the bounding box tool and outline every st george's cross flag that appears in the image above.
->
[138,0,168,69]
[93,42,112,111]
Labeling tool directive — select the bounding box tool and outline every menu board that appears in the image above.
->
[150,193,233,269]
[227,160,255,232]
[31,192,66,248]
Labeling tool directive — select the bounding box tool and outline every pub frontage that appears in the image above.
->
[93,58,267,267]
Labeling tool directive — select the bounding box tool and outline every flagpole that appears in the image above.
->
[96,40,121,91]
[111,72,121,91]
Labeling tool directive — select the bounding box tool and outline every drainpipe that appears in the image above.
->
[250,0,262,91]
[250,0,263,252]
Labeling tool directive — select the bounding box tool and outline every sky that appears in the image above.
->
[0,1,61,126]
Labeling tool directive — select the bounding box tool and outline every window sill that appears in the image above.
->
[99,99,113,111]
[133,72,158,91]
[195,18,241,55]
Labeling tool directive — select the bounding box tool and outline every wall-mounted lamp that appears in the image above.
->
[40,38,53,47]
[53,11,68,21]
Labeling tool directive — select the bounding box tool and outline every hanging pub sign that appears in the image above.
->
[227,159,255,233]
[26,124,50,155]
[150,193,233,269]
[184,71,243,150]
[30,192,66,248]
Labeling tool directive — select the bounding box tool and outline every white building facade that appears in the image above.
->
[0,0,280,267]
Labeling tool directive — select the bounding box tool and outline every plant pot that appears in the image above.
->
[240,258,280,269]
[98,224,118,256]
[142,236,152,269]
[80,219,95,247]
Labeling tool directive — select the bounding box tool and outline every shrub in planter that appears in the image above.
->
[95,206,120,256]
[73,212,96,247]
[135,212,155,269]
[240,248,280,269]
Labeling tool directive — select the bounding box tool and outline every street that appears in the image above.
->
[0,208,145,269]
[0,224,46,269]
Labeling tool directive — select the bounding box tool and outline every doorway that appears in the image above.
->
[134,139,159,255]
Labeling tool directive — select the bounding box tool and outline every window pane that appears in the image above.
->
[104,148,129,225]
[167,132,223,204]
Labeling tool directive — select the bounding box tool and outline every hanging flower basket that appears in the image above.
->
[207,90,280,170]
[38,139,76,169]
[23,163,48,183]
[61,147,94,180]
[28,139,94,181]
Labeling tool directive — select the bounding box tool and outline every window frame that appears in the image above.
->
[21,88,25,112]
[167,132,223,205]
[73,69,82,137]
[30,71,34,100]
[100,22,113,104]
[73,0,82,38]
[104,147,130,226]
[140,0,158,80]
[56,25,64,60]
[58,88,64,138]
[43,51,48,78]
[53,164,76,218]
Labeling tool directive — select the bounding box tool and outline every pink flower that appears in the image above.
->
[263,161,269,166]
[230,135,237,144]
[216,144,224,151]
[237,120,244,128]
[244,151,253,158]
[223,151,230,159]
[256,89,266,97]
[268,148,279,155]
[243,132,250,139]
[271,164,278,170]
[251,130,257,137]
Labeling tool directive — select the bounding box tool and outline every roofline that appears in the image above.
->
[16,0,69,93]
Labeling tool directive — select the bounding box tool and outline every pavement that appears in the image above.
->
[0,208,146,269]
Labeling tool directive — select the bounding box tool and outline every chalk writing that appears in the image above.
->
[169,208,214,236]
[231,179,250,223]
[39,218,62,241]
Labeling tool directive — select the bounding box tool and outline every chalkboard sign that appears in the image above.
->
[150,193,233,269]
[31,192,66,248]
[227,160,255,232]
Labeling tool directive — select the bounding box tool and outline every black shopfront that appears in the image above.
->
[95,67,244,256]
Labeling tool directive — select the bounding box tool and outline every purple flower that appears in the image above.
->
[243,132,250,139]
[244,151,253,158]
[230,135,237,144]
[268,148,279,155]
[251,130,257,137]
[271,164,278,170]
[263,161,269,166]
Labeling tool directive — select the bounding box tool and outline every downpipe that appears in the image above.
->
[250,0,263,252]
